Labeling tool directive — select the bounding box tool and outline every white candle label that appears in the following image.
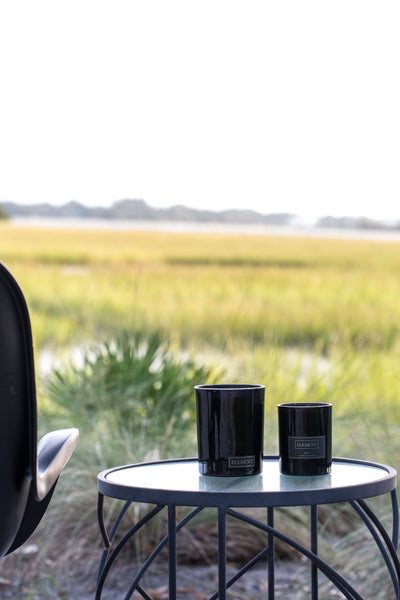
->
[228,456,256,468]
[289,436,325,459]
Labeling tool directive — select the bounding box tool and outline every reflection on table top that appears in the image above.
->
[98,457,397,508]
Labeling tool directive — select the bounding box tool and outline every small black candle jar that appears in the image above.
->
[195,384,265,477]
[278,402,332,476]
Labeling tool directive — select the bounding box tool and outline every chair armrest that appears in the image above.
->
[36,428,79,501]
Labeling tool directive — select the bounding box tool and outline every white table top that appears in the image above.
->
[98,456,397,507]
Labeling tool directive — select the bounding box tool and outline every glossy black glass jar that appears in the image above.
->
[195,384,265,477]
[278,402,332,476]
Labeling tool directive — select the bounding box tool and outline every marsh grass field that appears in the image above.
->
[1,222,400,598]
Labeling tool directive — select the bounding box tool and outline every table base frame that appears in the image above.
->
[95,490,400,600]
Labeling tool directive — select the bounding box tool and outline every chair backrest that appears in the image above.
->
[0,262,38,556]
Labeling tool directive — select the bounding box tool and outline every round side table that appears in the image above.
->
[96,456,399,599]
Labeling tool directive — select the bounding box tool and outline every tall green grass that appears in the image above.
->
[2,224,400,351]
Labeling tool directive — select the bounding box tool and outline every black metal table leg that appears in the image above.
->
[310,505,318,600]
[168,504,177,600]
[391,489,399,550]
[218,507,227,600]
[267,507,275,600]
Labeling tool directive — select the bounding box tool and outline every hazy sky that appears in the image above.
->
[1,1,399,219]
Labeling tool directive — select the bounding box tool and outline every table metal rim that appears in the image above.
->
[97,456,397,508]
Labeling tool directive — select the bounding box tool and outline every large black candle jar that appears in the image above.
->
[195,384,265,477]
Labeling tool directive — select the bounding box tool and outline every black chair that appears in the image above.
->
[0,262,79,557]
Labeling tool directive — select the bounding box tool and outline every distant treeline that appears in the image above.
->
[0,199,398,230]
